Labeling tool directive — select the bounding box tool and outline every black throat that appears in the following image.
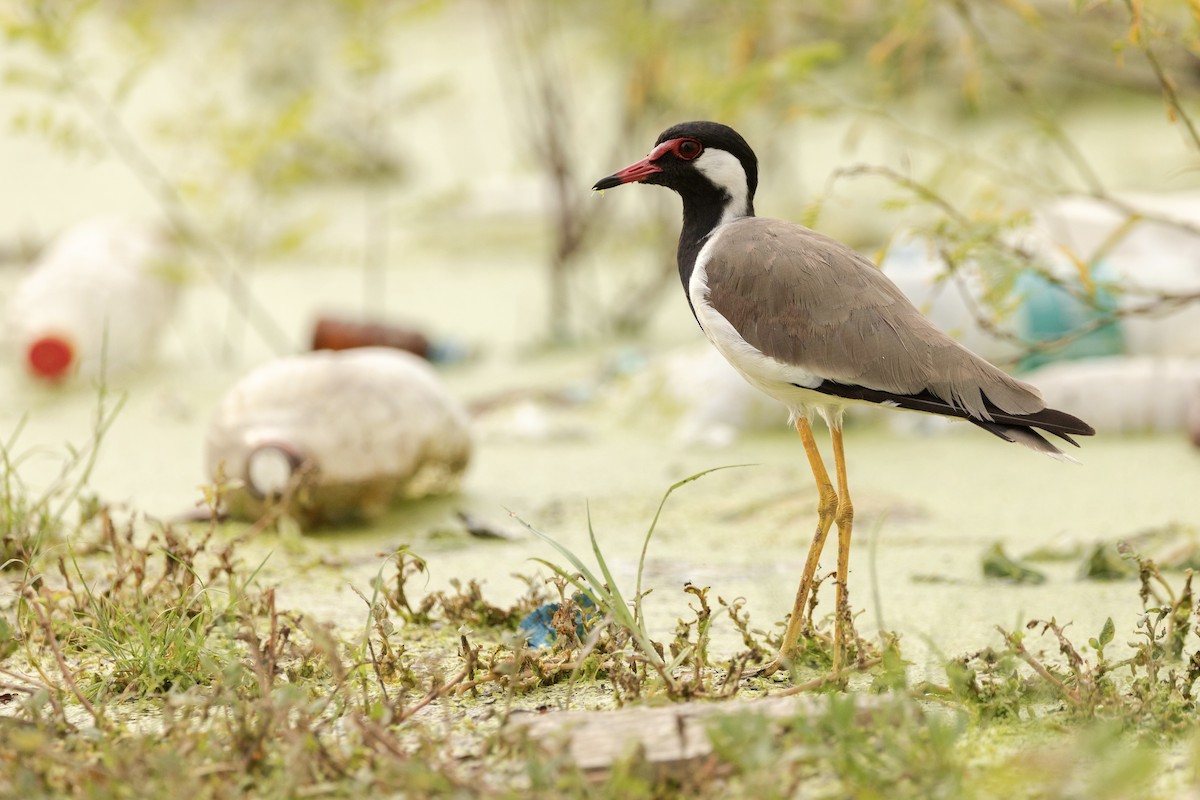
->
[676,188,755,321]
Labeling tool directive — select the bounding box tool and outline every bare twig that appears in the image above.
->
[1122,0,1200,149]
[27,588,102,727]
[997,625,1084,709]
[31,4,291,357]
[394,658,475,725]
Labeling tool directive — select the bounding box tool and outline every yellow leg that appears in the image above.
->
[778,417,838,661]
[830,423,855,673]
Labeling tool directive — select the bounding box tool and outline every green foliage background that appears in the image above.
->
[6,1,1200,345]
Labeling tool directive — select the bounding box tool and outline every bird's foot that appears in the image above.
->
[742,628,839,681]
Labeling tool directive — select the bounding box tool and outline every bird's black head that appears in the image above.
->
[593,121,758,217]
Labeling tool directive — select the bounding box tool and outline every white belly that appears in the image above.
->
[688,229,855,423]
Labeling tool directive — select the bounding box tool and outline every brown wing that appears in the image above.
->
[701,217,1045,419]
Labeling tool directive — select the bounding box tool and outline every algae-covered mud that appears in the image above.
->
[5,252,1192,668]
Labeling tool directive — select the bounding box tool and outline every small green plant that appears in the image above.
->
[704,694,966,799]
[1,386,123,573]
[981,542,1047,585]
[948,543,1200,736]
[18,509,265,705]
[519,466,769,697]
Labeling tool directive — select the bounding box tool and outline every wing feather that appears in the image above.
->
[701,217,1045,420]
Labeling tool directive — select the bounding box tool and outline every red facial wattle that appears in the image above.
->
[592,138,703,190]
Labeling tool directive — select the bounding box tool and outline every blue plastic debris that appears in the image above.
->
[1016,263,1125,371]
[518,593,598,649]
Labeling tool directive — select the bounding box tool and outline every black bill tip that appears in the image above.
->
[592,175,623,191]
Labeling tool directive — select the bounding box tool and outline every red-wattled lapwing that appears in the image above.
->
[593,121,1095,675]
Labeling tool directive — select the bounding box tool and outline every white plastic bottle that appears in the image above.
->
[205,347,473,526]
[6,217,179,381]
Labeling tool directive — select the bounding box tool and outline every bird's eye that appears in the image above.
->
[677,139,702,160]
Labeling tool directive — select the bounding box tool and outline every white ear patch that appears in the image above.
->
[694,148,750,223]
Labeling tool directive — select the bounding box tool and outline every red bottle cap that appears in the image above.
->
[27,335,75,380]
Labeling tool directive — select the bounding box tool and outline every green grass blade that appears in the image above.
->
[529,557,603,609]
[510,509,608,595]
[522,507,668,671]
[634,464,754,623]
[586,503,629,617]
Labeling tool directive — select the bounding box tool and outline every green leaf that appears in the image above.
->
[981,543,1046,585]
[1099,617,1115,648]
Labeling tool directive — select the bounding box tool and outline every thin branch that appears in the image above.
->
[28,588,102,727]
[394,657,475,725]
[34,4,292,356]
[1121,0,1200,150]
[997,625,1084,709]
[829,164,972,226]
[948,0,1107,195]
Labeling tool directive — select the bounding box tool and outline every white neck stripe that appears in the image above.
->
[693,148,749,223]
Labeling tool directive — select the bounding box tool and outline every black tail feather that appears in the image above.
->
[1051,431,1080,448]
[810,380,1095,455]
